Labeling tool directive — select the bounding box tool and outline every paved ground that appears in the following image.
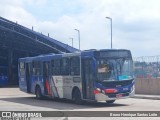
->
[0,87,160,120]
[133,94,160,100]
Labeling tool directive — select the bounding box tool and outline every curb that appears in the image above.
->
[132,95,160,100]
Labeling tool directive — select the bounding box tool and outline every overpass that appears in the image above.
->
[0,17,79,85]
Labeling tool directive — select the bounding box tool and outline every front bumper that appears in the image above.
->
[95,88,135,102]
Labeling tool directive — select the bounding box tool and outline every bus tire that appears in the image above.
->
[106,100,115,104]
[72,88,83,104]
[35,86,43,100]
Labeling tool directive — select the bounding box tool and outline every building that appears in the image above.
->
[0,17,78,86]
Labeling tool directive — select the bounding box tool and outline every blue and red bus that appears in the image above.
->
[18,49,134,104]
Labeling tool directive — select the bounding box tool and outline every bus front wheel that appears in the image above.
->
[106,100,115,104]
[72,89,83,104]
[35,86,43,100]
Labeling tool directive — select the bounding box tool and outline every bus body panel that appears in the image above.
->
[31,75,44,94]
[94,80,135,101]
[19,76,27,92]
[95,84,135,101]
[49,76,81,99]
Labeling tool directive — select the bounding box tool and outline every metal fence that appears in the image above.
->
[133,56,160,78]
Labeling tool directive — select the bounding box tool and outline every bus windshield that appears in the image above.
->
[97,58,133,82]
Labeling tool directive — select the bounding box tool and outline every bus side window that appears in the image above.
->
[51,60,54,75]
[70,57,80,76]
[37,61,41,75]
[33,61,41,76]
[61,58,70,75]
[32,61,35,75]
[44,62,49,77]
[52,59,61,75]
[19,62,25,76]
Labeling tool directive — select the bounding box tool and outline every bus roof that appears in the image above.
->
[19,49,131,62]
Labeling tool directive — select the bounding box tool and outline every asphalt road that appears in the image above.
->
[0,87,160,120]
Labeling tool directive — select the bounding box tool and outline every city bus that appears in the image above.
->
[18,49,134,104]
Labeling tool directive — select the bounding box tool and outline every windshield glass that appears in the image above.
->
[97,58,133,81]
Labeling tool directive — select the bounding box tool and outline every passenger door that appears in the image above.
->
[43,62,51,95]
[82,57,96,100]
[25,62,32,93]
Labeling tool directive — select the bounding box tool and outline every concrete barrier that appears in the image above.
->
[135,78,160,95]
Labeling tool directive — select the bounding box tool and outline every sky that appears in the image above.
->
[1,0,160,57]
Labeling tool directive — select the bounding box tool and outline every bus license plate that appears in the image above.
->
[116,94,123,98]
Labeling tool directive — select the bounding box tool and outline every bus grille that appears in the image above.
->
[100,79,133,88]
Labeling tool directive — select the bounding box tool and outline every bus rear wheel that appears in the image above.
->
[106,100,115,104]
[72,89,83,104]
[35,86,43,100]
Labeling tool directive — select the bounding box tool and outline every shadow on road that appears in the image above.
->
[0,96,128,110]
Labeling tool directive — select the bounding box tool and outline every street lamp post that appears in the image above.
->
[106,17,112,49]
[74,29,80,50]
[69,37,73,47]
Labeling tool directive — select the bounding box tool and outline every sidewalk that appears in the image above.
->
[133,94,160,100]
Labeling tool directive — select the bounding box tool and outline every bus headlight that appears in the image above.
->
[97,88,101,92]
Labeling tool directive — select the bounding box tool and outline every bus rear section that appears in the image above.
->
[18,55,83,103]
[19,57,50,97]
[19,59,32,93]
